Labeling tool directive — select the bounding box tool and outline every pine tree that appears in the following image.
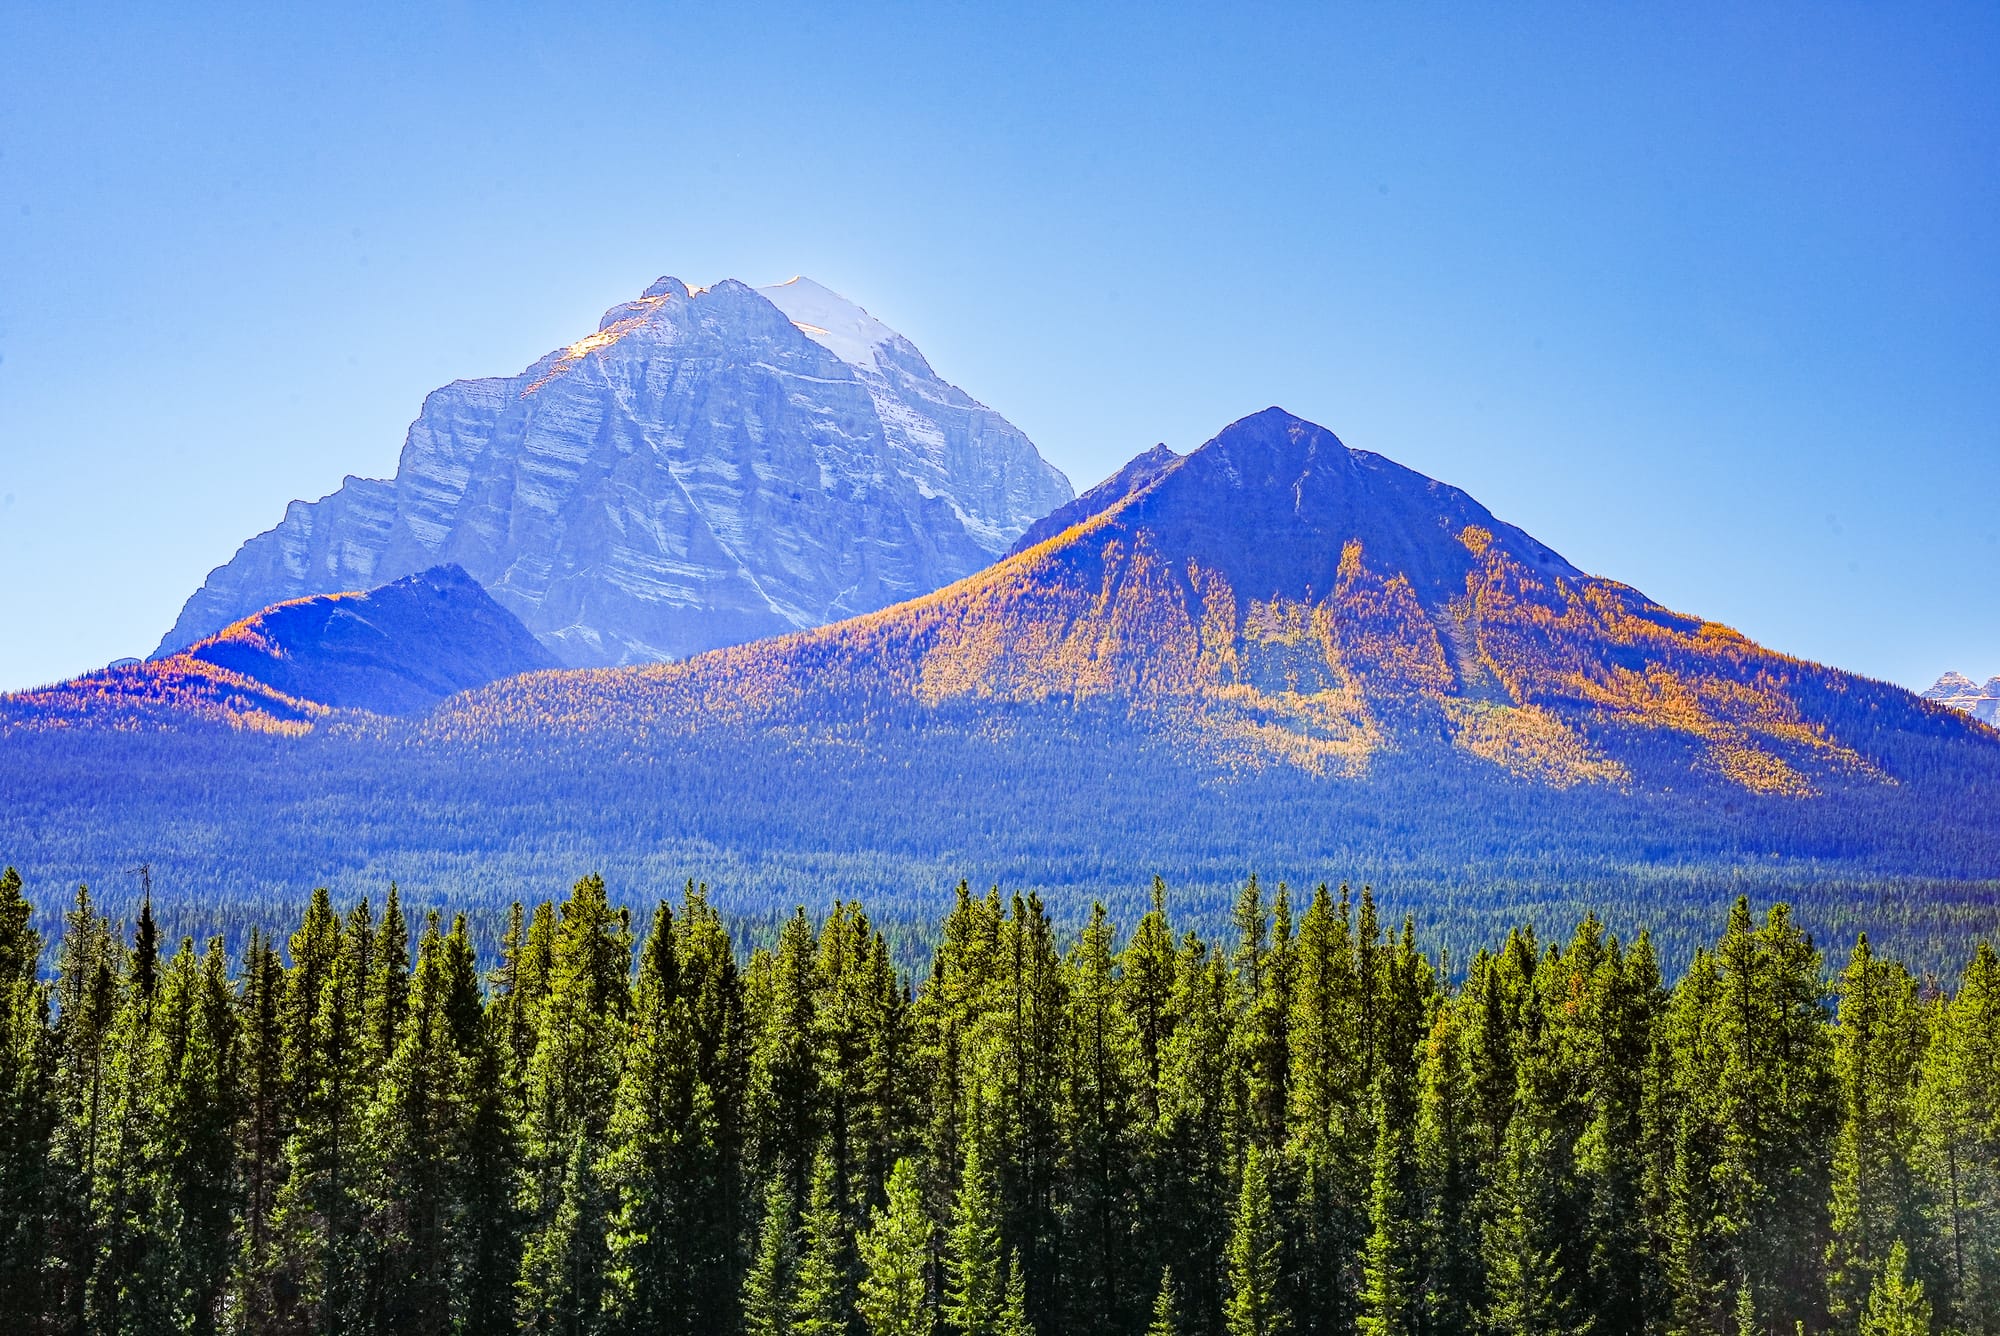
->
[516,1131,610,1336]
[1146,1268,1182,1336]
[1861,1239,1933,1336]
[48,883,118,1330]
[84,899,173,1336]
[268,895,375,1336]
[672,884,752,1327]
[1064,900,1140,1331]
[1224,1144,1289,1336]
[1157,936,1240,1333]
[1232,876,1292,1152]
[1285,883,1365,1334]
[1573,928,1664,1335]
[989,892,1066,1330]
[1482,1031,1583,1336]
[751,907,824,1183]
[367,912,487,1335]
[1413,1000,1482,1336]
[120,937,241,1336]
[742,1168,797,1336]
[1914,940,2000,1335]
[1119,877,1179,1126]
[0,867,52,1328]
[999,1251,1033,1336]
[366,884,410,1078]
[602,900,696,1335]
[453,912,520,1336]
[1827,934,1933,1328]
[1359,1093,1418,1336]
[793,1148,849,1336]
[944,1125,1005,1336]
[858,1157,933,1336]
[517,875,630,1334]
[233,927,286,1328]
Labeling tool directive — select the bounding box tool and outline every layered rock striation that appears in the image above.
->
[157,276,1072,666]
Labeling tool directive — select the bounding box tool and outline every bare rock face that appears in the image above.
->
[157,277,1073,666]
[1923,671,2000,724]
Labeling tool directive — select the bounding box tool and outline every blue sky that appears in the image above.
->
[2,3,1995,692]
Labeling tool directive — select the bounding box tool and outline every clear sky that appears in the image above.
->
[2,3,1996,692]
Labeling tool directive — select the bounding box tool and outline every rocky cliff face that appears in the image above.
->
[1923,672,2000,724]
[157,276,1072,666]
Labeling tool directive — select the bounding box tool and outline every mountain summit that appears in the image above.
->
[156,276,1073,666]
[1924,671,2000,724]
[461,407,1981,798]
[15,564,555,727]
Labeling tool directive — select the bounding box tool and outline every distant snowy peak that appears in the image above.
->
[154,272,1074,667]
[1923,672,2000,725]
[758,276,902,369]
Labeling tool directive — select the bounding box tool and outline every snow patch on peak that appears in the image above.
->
[758,276,900,369]
[1924,672,2000,724]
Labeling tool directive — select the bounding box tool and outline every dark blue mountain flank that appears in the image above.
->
[10,565,556,726]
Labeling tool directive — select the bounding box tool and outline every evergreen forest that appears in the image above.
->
[0,864,1995,1336]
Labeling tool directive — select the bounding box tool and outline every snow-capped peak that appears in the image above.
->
[758,276,901,369]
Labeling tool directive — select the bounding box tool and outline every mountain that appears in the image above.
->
[460,407,1979,798]
[9,409,2000,963]
[1005,442,1180,555]
[155,276,1073,667]
[14,565,555,727]
[1923,671,2000,725]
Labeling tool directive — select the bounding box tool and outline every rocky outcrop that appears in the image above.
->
[158,277,1072,666]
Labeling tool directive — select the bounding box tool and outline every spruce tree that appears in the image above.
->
[1146,1268,1182,1336]
[1861,1239,1933,1336]
[858,1157,933,1336]
[1827,934,1933,1328]
[1224,1144,1289,1336]
[742,1168,797,1336]
[793,1148,849,1336]
[602,901,695,1335]
[1913,940,2000,1335]
[517,875,630,1334]
[750,907,824,1182]
[0,867,52,1328]
[515,1131,609,1336]
[48,884,118,1330]
[1157,938,1240,1333]
[1413,1001,1482,1336]
[1000,1251,1033,1336]
[944,1124,1005,1336]
[1359,1094,1418,1336]
[1064,900,1140,1331]
[672,883,752,1326]
[269,896,374,1336]
[84,901,171,1335]
[366,911,484,1336]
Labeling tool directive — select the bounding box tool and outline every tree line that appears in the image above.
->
[0,865,1993,1336]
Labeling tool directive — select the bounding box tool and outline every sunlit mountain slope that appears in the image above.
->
[443,408,1981,800]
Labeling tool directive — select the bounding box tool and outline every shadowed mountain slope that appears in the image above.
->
[12,565,555,727]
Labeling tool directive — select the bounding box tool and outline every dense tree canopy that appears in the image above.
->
[0,865,1993,1336]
